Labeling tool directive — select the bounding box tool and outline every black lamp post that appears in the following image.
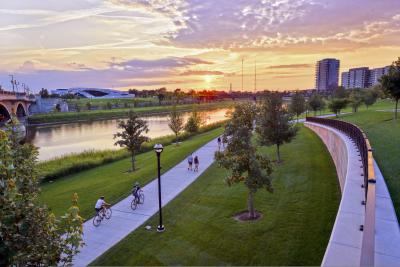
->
[154,143,165,232]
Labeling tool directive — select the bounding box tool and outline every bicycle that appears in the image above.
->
[92,206,112,227]
[131,189,145,210]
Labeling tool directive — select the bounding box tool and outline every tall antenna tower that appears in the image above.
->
[254,60,257,92]
[241,58,244,91]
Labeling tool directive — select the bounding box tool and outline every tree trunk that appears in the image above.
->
[131,152,135,171]
[276,144,281,163]
[395,99,399,120]
[248,191,255,219]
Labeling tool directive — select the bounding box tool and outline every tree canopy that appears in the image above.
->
[114,111,150,171]
[380,57,400,119]
[328,98,348,117]
[308,93,325,115]
[0,127,83,266]
[256,92,298,162]
[289,91,306,121]
[215,102,273,219]
[168,105,184,141]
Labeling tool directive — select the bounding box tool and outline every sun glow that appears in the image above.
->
[203,75,214,84]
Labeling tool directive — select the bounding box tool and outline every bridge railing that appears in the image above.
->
[305,116,376,266]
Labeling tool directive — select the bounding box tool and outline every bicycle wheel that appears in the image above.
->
[139,192,145,204]
[93,215,102,227]
[105,208,112,219]
[131,198,138,210]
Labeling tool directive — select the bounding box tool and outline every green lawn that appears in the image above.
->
[299,99,395,118]
[340,109,400,220]
[91,126,340,266]
[40,127,223,219]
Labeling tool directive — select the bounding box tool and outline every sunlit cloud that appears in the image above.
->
[0,0,399,91]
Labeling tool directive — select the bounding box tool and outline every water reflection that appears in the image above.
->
[27,108,230,161]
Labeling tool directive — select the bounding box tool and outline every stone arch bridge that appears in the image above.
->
[0,91,35,125]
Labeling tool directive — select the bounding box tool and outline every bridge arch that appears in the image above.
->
[0,103,11,124]
[16,102,27,118]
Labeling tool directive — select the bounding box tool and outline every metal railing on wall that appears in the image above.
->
[305,116,376,266]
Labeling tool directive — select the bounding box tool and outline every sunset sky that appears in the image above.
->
[0,0,399,92]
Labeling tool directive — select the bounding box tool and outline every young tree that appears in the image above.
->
[328,98,348,117]
[168,105,184,141]
[114,111,149,171]
[39,88,50,98]
[289,91,306,122]
[308,93,325,115]
[380,58,400,119]
[348,89,364,112]
[0,128,83,266]
[184,107,203,133]
[215,103,273,219]
[256,92,298,163]
[332,86,347,99]
[157,93,165,105]
[364,88,378,109]
[74,103,81,112]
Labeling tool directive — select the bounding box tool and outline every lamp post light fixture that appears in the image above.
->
[153,143,165,232]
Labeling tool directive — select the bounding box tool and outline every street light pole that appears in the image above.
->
[154,144,165,232]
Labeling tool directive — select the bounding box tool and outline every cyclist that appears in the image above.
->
[94,196,110,216]
[132,182,141,202]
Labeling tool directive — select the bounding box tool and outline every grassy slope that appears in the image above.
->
[92,126,340,266]
[40,127,223,219]
[29,101,235,124]
[340,110,400,220]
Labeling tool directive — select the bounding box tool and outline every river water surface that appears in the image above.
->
[26,108,230,161]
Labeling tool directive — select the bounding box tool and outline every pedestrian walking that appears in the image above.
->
[194,156,199,172]
[187,153,193,171]
[217,136,222,150]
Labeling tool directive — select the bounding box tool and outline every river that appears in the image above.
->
[26,108,230,161]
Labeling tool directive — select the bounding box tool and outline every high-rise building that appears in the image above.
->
[341,65,391,89]
[369,66,391,87]
[315,58,340,91]
[341,72,349,88]
[348,67,370,89]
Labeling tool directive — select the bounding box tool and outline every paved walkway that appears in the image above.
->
[72,137,221,266]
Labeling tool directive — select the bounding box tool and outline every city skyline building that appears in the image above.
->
[341,65,391,89]
[315,58,340,92]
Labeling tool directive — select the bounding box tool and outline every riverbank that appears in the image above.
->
[91,126,340,266]
[38,120,227,183]
[39,126,225,219]
[28,100,236,125]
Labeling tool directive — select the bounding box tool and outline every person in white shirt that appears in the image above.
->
[95,196,110,215]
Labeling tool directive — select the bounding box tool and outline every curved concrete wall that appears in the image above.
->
[305,122,400,266]
[305,122,366,266]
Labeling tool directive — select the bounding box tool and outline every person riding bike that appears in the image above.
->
[94,196,110,216]
[132,182,141,202]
